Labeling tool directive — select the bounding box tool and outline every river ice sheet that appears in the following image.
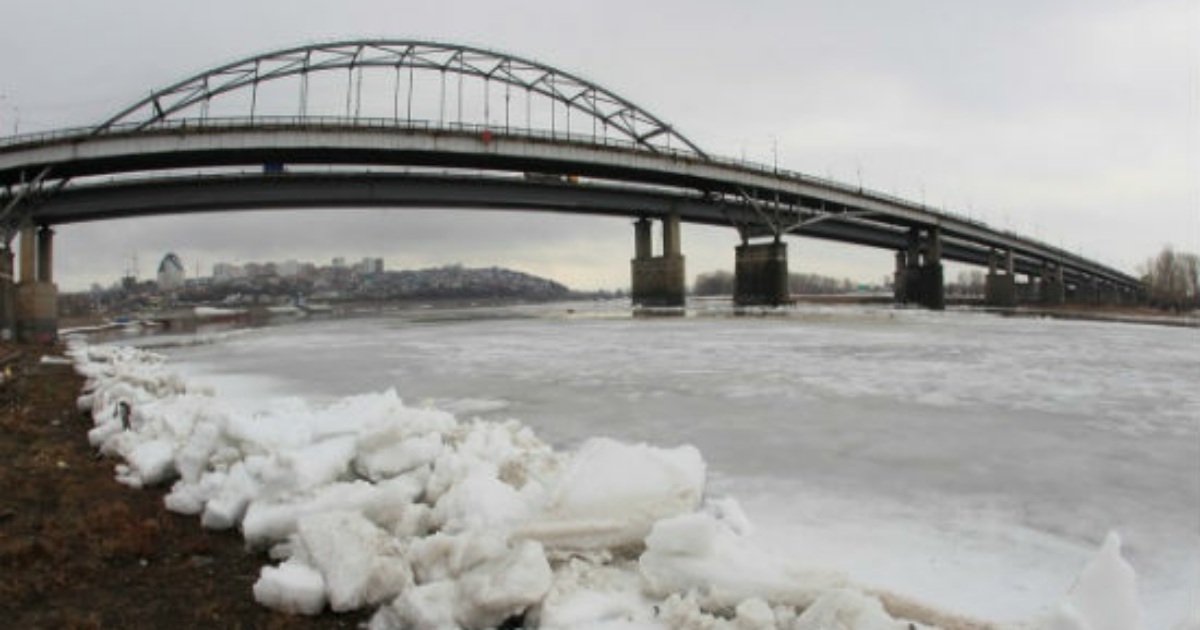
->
[135,304,1199,628]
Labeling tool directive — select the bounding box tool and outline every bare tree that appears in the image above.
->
[948,269,986,297]
[693,271,735,296]
[1140,246,1200,311]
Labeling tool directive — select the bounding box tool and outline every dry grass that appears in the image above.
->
[0,343,366,629]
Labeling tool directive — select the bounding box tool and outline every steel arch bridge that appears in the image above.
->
[0,38,1143,311]
[90,39,707,157]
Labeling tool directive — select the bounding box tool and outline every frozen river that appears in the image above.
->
[123,302,1198,628]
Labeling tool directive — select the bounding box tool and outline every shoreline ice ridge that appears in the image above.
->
[67,338,1159,630]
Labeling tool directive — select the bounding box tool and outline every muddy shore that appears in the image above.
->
[0,341,367,629]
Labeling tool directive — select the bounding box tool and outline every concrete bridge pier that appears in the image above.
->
[1039,263,1065,306]
[1097,283,1120,306]
[631,214,685,307]
[1017,274,1038,304]
[734,237,789,307]
[892,250,909,303]
[15,225,58,343]
[1078,277,1101,305]
[0,247,14,341]
[985,249,1017,307]
[922,228,945,310]
[895,227,944,310]
[1108,286,1122,306]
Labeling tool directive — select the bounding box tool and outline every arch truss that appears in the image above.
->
[93,39,708,158]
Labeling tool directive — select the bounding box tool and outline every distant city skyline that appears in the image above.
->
[105,251,389,287]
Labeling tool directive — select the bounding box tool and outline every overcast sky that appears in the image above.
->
[2,0,1197,291]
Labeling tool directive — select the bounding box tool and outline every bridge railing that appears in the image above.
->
[0,115,702,156]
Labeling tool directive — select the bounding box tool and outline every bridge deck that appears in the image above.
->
[0,120,1140,290]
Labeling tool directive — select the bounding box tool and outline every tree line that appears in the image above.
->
[1140,246,1199,311]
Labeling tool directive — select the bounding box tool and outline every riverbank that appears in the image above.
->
[0,341,365,629]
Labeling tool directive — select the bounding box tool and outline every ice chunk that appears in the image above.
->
[534,558,653,628]
[356,432,443,481]
[382,533,552,629]
[1043,532,1143,630]
[639,512,843,610]
[705,497,754,537]
[200,461,259,530]
[432,469,528,534]
[253,560,327,615]
[380,581,458,630]
[645,592,804,630]
[295,511,413,612]
[118,439,175,486]
[520,438,706,550]
[174,417,222,484]
[793,589,917,630]
[242,476,424,546]
[407,532,510,584]
[455,538,553,627]
[164,474,213,515]
[257,435,358,499]
[732,598,776,629]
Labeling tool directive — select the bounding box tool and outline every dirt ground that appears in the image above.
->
[0,341,368,629]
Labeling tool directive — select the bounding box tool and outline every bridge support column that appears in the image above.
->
[1097,283,1119,306]
[631,214,685,307]
[902,228,922,305]
[734,239,789,306]
[920,227,945,310]
[0,247,14,341]
[985,249,1017,308]
[634,217,652,260]
[1073,277,1100,305]
[15,225,58,343]
[1039,263,1065,306]
[18,227,35,284]
[893,250,909,303]
[37,227,54,283]
[895,227,944,310]
[1015,273,1037,304]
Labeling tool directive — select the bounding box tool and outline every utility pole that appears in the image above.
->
[0,94,6,137]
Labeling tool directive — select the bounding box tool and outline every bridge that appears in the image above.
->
[0,40,1142,341]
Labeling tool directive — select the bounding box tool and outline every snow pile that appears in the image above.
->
[68,339,1171,629]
